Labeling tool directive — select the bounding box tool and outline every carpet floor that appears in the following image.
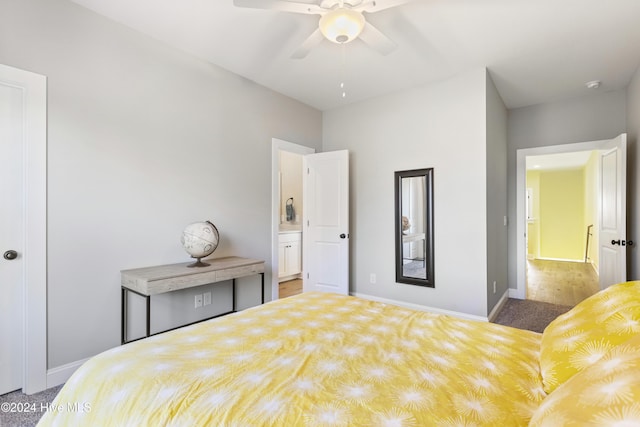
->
[492,298,572,333]
[1,298,569,426]
[0,384,63,427]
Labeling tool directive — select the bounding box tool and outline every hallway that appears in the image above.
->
[526,259,599,307]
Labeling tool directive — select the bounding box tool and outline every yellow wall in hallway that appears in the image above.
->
[526,170,540,258]
[539,169,585,260]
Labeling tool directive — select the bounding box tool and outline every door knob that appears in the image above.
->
[3,250,18,260]
[339,233,347,239]
[611,240,634,246]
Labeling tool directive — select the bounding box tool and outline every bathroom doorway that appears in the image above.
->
[278,150,304,298]
[270,139,314,301]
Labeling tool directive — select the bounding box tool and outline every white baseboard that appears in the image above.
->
[509,287,525,299]
[351,292,488,322]
[46,357,90,388]
[536,256,584,263]
[488,289,510,322]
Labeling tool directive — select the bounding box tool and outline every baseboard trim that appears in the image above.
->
[351,292,488,322]
[509,287,525,299]
[488,289,510,322]
[590,261,599,275]
[46,357,90,388]
[536,257,584,263]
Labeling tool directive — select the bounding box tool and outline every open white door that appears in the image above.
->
[0,64,47,394]
[303,150,349,295]
[599,133,627,289]
[1,68,25,395]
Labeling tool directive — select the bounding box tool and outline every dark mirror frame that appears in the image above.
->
[394,168,434,287]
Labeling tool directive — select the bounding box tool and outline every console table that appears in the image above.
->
[121,256,265,344]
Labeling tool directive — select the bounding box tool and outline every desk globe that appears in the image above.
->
[181,221,219,267]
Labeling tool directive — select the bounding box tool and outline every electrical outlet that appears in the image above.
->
[195,294,203,308]
[493,281,497,294]
[370,273,376,284]
[203,292,211,306]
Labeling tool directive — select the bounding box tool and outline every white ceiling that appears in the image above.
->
[526,151,595,171]
[69,0,640,111]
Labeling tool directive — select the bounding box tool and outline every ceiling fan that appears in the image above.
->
[233,0,415,59]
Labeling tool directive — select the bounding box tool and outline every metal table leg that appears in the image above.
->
[232,278,236,312]
[146,295,151,338]
[260,273,265,303]
[121,287,127,345]
[121,288,151,345]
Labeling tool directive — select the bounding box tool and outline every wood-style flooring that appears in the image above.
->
[279,278,302,299]
[526,259,599,307]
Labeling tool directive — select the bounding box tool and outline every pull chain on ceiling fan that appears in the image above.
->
[233,0,415,59]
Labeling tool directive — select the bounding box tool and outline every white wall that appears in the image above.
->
[627,65,640,280]
[0,0,322,369]
[507,90,627,290]
[323,68,489,317]
[486,72,508,311]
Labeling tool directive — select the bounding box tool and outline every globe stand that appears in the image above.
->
[187,257,210,268]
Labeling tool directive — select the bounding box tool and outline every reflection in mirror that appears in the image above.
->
[395,168,434,287]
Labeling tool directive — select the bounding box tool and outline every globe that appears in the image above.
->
[181,221,219,267]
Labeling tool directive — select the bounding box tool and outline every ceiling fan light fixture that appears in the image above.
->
[585,80,601,89]
[319,8,365,44]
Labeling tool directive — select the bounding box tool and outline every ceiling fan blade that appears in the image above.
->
[233,0,324,15]
[355,0,415,13]
[291,29,325,59]
[358,22,396,55]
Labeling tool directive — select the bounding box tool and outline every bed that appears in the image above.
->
[38,281,640,426]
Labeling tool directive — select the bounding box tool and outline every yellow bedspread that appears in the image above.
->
[38,292,545,426]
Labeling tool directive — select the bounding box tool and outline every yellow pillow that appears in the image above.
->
[530,333,640,426]
[539,281,640,394]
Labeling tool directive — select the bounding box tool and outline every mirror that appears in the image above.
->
[395,168,434,287]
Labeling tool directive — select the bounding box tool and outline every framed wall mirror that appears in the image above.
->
[394,168,434,287]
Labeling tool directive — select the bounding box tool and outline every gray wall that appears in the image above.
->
[506,90,627,290]
[627,66,640,279]
[0,0,322,368]
[323,68,490,317]
[486,72,508,312]
[4,0,636,371]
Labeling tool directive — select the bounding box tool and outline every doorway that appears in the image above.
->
[524,151,600,306]
[278,150,304,298]
[515,135,627,302]
[0,63,47,394]
[270,139,315,301]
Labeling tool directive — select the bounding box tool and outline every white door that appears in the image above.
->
[303,150,349,295]
[0,64,47,395]
[599,134,627,289]
[0,72,25,395]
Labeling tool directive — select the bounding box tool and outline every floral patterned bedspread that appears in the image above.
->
[38,292,545,426]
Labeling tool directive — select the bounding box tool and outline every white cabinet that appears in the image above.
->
[278,231,302,281]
